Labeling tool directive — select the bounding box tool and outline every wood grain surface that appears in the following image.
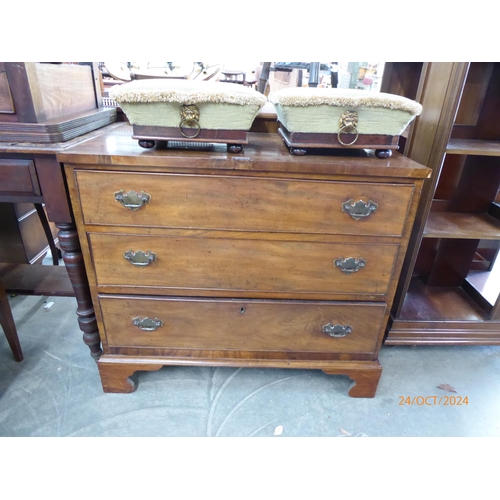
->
[0,159,40,195]
[99,295,386,354]
[89,232,399,296]
[75,170,414,237]
[58,126,431,180]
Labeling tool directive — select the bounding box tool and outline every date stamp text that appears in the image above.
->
[399,396,469,406]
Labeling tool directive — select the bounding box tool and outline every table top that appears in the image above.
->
[57,124,431,180]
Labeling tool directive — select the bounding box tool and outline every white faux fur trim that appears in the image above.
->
[269,88,422,115]
[110,79,267,107]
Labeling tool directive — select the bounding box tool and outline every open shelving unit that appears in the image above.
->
[385,62,500,345]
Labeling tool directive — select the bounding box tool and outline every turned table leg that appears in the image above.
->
[323,361,382,398]
[56,222,102,360]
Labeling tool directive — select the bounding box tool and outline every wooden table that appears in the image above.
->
[0,122,123,360]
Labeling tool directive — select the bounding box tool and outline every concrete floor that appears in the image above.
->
[1,291,500,437]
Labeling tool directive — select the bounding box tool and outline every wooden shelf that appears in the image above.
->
[465,270,500,309]
[463,251,500,318]
[397,280,488,321]
[386,280,500,345]
[0,263,74,297]
[423,212,500,239]
[388,62,500,345]
[446,138,500,156]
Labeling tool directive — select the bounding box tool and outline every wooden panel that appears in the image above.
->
[448,155,500,212]
[2,63,37,122]
[454,62,494,126]
[0,203,26,263]
[465,260,500,317]
[426,239,479,287]
[14,202,38,218]
[278,126,399,150]
[0,107,116,143]
[14,203,58,263]
[0,202,57,265]
[451,64,500,142]
[89,232,399,297]
[26,63,97,122]
[403,63,469,168]
[398,280,488,321]
[475,62,500,140]
[34,155,72,223]
[17,207,50,264]
[413,237,439,277]
[0,72,14,113]
[75,171,415,237]
[133,125,247,144]
[447,139,500,156]
[433,155,466,201]
[386,322,500,345]
[424,212,500,239]
[0,263,74,296]
[100,295,386,354]
[380,62,423,100]
[0,159,40,196]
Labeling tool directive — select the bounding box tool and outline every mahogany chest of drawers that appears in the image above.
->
[59,125,430,397]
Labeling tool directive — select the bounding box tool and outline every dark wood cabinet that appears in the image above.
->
[386,62,500,345]
[0,62,121,361]
[0,125,125,360]
[0,62,115,142]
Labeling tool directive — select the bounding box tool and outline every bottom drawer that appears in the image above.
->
[99,295,386,355]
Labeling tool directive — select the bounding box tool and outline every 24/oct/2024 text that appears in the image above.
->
[399,396,469,406]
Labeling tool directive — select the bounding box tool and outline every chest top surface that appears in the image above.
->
[56,124,430,180]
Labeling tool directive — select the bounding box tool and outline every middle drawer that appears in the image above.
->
[89,232,399,297]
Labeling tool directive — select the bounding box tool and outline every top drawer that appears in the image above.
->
[75,170,414,237]
[0,159,41,197]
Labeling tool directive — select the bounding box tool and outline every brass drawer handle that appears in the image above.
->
[123,249,157,267]
[342,199,378,220]
[114,189,151,210]
[334,257,367,274]
[322,323,352,338]
[132,316,163,331]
